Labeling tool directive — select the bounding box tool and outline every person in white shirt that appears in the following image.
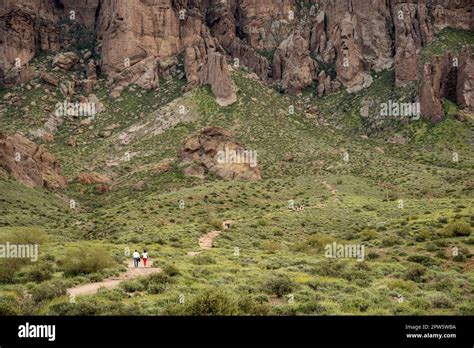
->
[142,250,148,267]
[132,250,140,268]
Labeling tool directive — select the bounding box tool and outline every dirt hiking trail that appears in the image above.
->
[67,260,161,297]
[199,231,221,249]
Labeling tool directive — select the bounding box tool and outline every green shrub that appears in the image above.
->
[403,265,426,283]
[381,237,400,247]
[260,240,280,253]
[406,255,437,267]
[96,288,128,301]
[61,246,115,276]
[453,253,466,262]
[415,230,431,242]
[120,279,145,293]
[313,259,347,278]
[361,229,379,241]
[411,297,430,310]
[184,288,239,315]
[342,297,370,313]
[191,254,216,265]
[262,273,294,297]
[147,283,167,294]
[0,227,49,283]
[143,272,171,286]
[0,259,24,283]
[431,295,454,309]
[22,262,53,282]
[367,252,380,260]
[237,296,270,315]
[438,217,449,224]
[163,264,180,277]
[296,301,327,314]
[30,279,69,303]
[307,234,335,250]
[0,226,49,245]
[443,221,471,237]
[0,294,20,315]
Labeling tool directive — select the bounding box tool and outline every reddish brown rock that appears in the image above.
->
[95,184,110,194]
[40,72,59,86]
[457,46,474,112]
[87,59,97,80]
[420,46,473,122]
[53,52,80,70]
[184,36,236,106]
[0,0,60,86]
[57,0,100,29]
[335,14,373,92]
[420,63,445,123]
[392,2,434,86]
[178,127,261,181]
[273,33,318,95]
[0,133,67,190]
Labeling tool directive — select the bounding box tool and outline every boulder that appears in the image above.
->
[40,72,59,86]
[52,52,80,70]
[178,127,261,181]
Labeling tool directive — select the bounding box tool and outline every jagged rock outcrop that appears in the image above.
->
[308,0,393,71]
[428,0,473,32]
[273,33,318,95]
[178,127,261,181]
[207,2,270,80]
[392,2,434,86]
[317,70,341,97]
[0,0,60,87]
[420,46,473,122]
[457,46,474,112]
[0,133,67,190]
[95,0,183,97]
[420,62,445,123]
[184,36,236,106]
[0,0,472,113]
[335,13,373,92]
[237,0,295,51]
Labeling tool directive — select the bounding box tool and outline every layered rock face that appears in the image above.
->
[236,0,295,51]
[457,46,474,112]
[0,0,472,110]
[273,33,318,95]
[0,0,60,87]
[178,127,261,181]
[56,0,100,29]
[420,46,473,123]
[95,0,174,95]
[0,133,67,190]
[184,36,236,106]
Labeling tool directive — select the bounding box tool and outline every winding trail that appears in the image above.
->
[198,231,221,249]
[67,260,161,297]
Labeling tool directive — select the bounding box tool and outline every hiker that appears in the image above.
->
[133,250,140,268]
[142,250,148,267]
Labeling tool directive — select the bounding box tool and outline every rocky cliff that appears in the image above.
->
[0,0,472,117]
